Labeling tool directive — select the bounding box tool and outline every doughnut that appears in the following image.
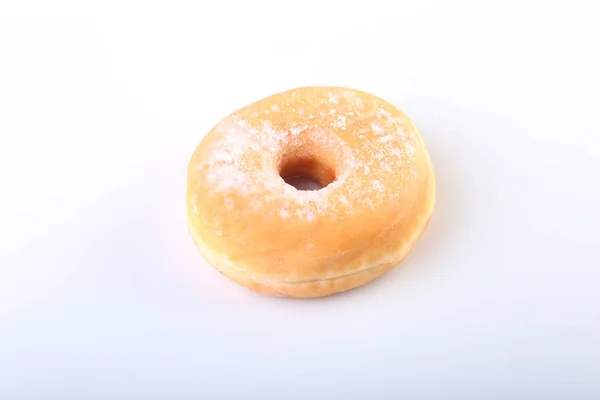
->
[186,87,435,298]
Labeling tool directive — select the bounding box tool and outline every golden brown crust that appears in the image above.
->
[186,86,435,298]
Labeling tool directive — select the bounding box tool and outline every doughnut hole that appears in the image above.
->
[278,140,338,191]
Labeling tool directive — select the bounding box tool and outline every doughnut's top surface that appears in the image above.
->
[187,86,435,297]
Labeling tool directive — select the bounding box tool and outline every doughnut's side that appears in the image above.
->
[186,167,435,298]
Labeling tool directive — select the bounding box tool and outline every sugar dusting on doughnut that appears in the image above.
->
[193,88,419,220]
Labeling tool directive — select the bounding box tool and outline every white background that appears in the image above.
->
[1,1,599,398]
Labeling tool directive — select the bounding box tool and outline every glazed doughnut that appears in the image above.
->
[186,87,435,298]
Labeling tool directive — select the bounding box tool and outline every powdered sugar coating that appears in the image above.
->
[191,87,421,221]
